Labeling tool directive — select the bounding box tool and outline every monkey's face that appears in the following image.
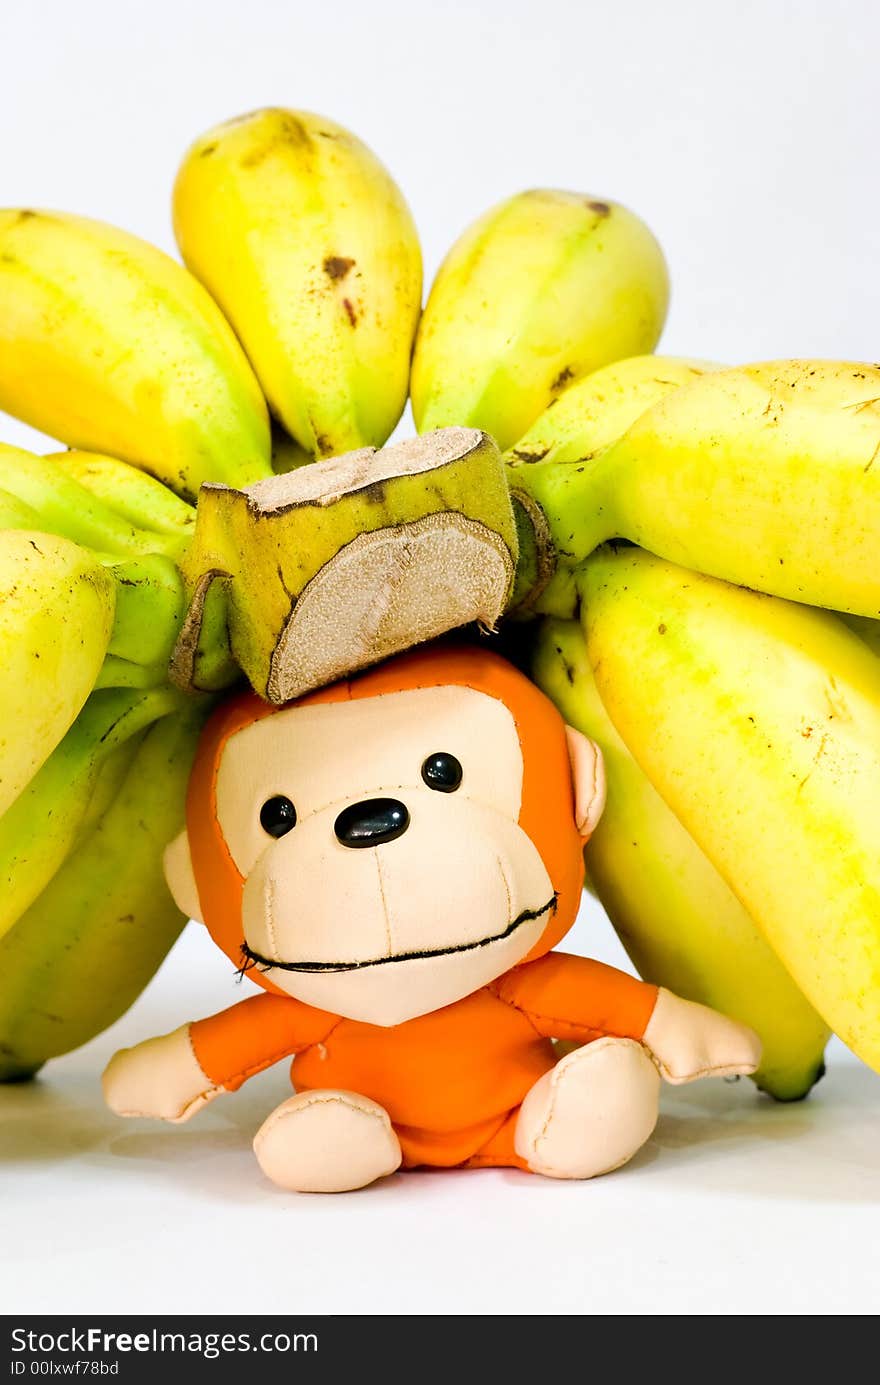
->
[212,685,565,1026]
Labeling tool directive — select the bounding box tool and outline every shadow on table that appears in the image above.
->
[2,1059,879,1206]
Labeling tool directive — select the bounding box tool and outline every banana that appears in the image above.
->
[0,687,183,941]
[271,427,314,475]
[107,555,185,668]
[0,489,41,528]
[410,189,669,450]
[506,356,718,467]
[0,699,210,1080]
[0,443,186,560]
[842,614,880,659]
[530,616,829,1099]
[0,530,115,818]
[173,108,422,459]
[505,355,718,614]
[581,545,880,1073]
[50,451,196,546]
[514,359,880,618]
[0,209,272,500]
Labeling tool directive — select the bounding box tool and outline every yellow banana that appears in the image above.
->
[531,616,829,1099]
[505,355,718,614]
[0,687,182,941]
[0,530,115,818]
[581,546,880,1073]
[411,189,668,450]
[0,699,210,1080]
[506,356,718,466]
[0,209,272,500]
[514,359,880,618]
[173,108,422,459]
[842,614,880,659]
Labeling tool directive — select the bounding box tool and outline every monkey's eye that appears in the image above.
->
[260,795,297,837]
[421,752,463,793]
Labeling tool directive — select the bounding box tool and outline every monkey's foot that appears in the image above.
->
[253,1089,402,1193]
[515,1037,660,1179]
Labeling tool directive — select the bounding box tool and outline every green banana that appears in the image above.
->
[0,444,185,560]
[0,530,115,818]
[0,208,272,501]
[513,359,880,618]
[173,108,422,458]
[0,699,210,1081]
[0,488,41,528]
[107,555,186,668]
[411,189,669,450]
[0,686,184,942]
[581,545,880,1074]
[531,615,829,1099]
[0,441,238,692]
[50,450,196,546]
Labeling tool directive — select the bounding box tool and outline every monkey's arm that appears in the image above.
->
[103,993,337,1122]
[495,952,760,1082]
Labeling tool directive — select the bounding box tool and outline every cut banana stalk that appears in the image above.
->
[172,427,518,702]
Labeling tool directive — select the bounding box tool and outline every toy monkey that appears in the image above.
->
[104,644,760,1192]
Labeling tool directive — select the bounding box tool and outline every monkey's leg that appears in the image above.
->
[253,1089,402,1193]
[514,1037,660,1179]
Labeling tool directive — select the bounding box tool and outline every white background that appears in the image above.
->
[2,0,880,1317]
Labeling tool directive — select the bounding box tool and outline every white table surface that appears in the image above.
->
[2,896,878,1317]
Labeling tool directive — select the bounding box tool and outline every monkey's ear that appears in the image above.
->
[564,727,606,840]
[163,830,204,924]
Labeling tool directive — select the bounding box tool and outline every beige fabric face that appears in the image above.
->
[215,685,524,877]
[216,683,555,1026]
[242,796,554,1025]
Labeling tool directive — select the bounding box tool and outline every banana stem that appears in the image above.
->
[172,427,518,702]
[506,453,613,616]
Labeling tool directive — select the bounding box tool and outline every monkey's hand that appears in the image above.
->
[642,989,762,1084]
[102,1025,221,1123]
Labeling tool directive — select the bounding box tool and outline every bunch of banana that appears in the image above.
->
[7,95,878,1105]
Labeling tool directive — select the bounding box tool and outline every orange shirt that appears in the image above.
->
[191,952,658,1166]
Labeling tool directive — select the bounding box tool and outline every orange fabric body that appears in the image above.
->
[190,957,658,1169]
[185,644,659,1171]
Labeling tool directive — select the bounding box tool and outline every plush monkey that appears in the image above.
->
[104,644,760,1192]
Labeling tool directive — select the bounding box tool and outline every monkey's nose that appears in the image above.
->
[334,798,410,849]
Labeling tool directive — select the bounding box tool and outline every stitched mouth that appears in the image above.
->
[239,894,557,976]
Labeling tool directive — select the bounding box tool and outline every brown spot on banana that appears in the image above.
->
[323,255,356,281]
